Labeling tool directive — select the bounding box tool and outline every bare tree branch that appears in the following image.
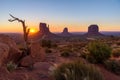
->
[8,14,24,23]
[8,14,30,55]
[8,19,16,22]
[26,28,30,37]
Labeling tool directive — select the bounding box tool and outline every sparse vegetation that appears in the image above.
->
[80,46,89,57]
[116,42,120,46]
[104,59,120,75]
[112,48,120,57]
[52,61,104,80]
[87,41,112,63]
[7,61,17,72]
[52,43,58,48]
[45,48,52,53]
[60,51,70,57]
[41,39,52,48]
[60,48,72,57]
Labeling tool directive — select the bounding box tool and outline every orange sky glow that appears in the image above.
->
[0,21,120,33]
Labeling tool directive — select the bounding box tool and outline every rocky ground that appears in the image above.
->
[0,34,120,80]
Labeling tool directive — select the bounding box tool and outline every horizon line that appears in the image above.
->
[0,31,120,34]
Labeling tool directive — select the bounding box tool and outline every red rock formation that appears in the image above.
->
[30,42,46,62]
[20,55,34,67]
[63,27,68,34]
[60,27,72,37]
[39,23,50,34]
[88,25,99,34]
[0,43,9,67]
[20,42,46,67]
[84,24,104,37]
[0,34,21,64]
[31,22,58,40]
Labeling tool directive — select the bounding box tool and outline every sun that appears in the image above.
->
[29,28,37,33]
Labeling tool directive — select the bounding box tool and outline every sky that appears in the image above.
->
[0,0,120,33]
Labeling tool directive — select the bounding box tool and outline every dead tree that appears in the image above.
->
[8,14,30,55]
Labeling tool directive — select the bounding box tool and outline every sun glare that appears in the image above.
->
[30,28,37,33]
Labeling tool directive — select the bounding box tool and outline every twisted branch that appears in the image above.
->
[8,14,30,54]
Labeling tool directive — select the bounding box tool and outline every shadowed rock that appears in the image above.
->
[20,55,34,67]
[0,43,9,67]
[0,34,21,63]
[30,42,46,62]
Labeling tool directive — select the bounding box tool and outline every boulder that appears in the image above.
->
[20,55,34,67]
[0,43,9,67]
[0,34,22,63]
[30,42,46,62]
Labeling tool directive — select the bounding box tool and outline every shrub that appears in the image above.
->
[45,48,52,53]
[41,39,52,48]
[80,47,90,58]
[87,41,111,63]
[52,43,58,48]
[112,48,120,57]
[60,51,70,57]
[104,60,120,75]
[7,61,17,72]
[117,42,120,46]
[60,48,73,57]
[52,61,104,80]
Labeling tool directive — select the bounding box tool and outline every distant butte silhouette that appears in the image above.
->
[39,23,50,34]
[84,24,104,37]
[60,27,72,37]
[32,22,58,40]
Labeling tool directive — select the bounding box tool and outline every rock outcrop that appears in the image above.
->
[0,34,21,64]
[0,43,9,67]
[60,27,72,37]
[30,42,46,62]
[20,42,46,67]
[84,24,104,37]
[20,55,34,67]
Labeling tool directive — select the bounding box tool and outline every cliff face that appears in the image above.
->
[84,24,104,37]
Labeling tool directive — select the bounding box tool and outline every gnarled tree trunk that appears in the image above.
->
[8,14,30,55]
